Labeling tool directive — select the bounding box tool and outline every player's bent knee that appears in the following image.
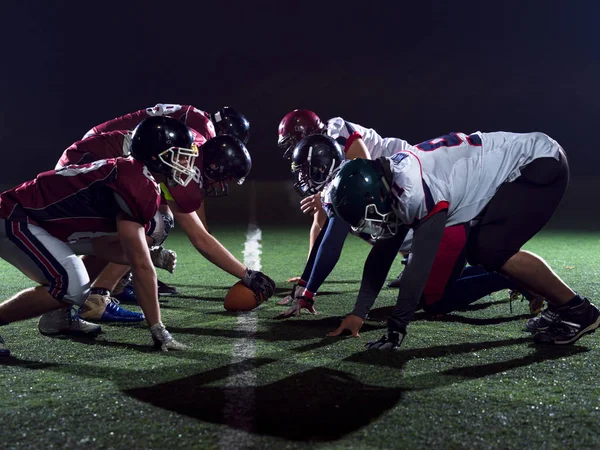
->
[61,285,90,306]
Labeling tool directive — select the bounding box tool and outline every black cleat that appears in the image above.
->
[535,298,600,345]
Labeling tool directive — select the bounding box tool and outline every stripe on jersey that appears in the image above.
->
[6,221,69,300]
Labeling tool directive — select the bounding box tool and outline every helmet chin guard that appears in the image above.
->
[352,204,400,240]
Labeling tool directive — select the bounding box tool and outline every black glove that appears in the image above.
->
[365,329,406,350]
[242,269,276,302]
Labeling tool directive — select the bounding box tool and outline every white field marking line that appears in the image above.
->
[220,184,260,449]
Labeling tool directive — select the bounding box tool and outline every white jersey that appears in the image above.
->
[389,131,563,227]
[326,117,414,159]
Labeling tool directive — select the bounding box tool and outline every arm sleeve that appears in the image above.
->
[84,109,149,138]
[387,209,448,331]
[351,226,410,319]
[305,215,352,293]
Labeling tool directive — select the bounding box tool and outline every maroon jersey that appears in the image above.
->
[56,131,131,169]
[0,158,161,242]
[84,103,216,144]
[58,131,206,213]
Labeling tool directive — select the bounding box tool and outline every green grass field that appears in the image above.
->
[1,226,600,449]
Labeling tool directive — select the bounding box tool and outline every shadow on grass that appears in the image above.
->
[124,367,404,442]
[365,305,530,326]
[345,337,590,380]
[168,317,386,342]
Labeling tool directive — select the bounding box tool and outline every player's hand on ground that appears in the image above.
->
[287,276,302,283]
[276,296,317,319]
[243,269,276,301]
[150,321,190,351]
[327,314,364,338]
[300,193,323,216]
[365,330,406,350]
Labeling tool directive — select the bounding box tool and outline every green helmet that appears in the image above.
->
[330,158,401,240]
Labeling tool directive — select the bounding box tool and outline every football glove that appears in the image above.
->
[277,296,317,319]
[277,283,304,305]
[150,321,190,351]
[150,245,177,274]
[365,329,406,350]
[242,269,276,301]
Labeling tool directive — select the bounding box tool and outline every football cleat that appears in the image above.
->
[278,283,304,305]
[157,280,179,297]
[0,334,10,356]
[113,283,137,304]
[365,329,406,350]
[534,298,600,345]
[525,306,561,333]
[38,307,102,336]
[112,272,133,296]
[79,292,145,323]
[150,246,177,274]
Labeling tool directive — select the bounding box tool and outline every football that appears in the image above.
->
[223,281,262,312]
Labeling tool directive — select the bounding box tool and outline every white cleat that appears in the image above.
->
[38,307,102,336]
[150,246,177,274]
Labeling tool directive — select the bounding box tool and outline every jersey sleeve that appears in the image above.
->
[389,152,449,226]
[57,131,131,168]
[109,159,161,225]
[326,117,363,154]
[84,110,150,138]
[179,105,216,141]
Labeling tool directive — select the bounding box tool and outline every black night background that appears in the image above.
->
[1,0,598,223]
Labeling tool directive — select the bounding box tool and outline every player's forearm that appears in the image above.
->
[190,233,246,278]
[387,211,447,330]
[345,138,371,160]
[351,229,408,319]
[131,263,161,326]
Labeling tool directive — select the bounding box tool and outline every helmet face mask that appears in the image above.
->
[352,204,400,240]
[291,158,337,197]
[201,134,252,197]
[203,179,229,197]
[158,144,199,187]
[130,116,196,187]
[331,158,400,241]
[290,134,344,198]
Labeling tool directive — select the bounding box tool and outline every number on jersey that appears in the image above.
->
[416,132,482,151]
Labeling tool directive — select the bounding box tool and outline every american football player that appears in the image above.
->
[0,116,198,355]
[329,131,600,348]
[38,103,270,335]
[278,133,539,319]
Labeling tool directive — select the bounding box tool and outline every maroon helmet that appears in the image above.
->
[277,109,325,159]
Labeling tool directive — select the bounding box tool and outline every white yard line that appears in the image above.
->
[220,184,260,449]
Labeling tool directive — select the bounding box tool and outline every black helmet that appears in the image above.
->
[211,107,250,144]
[291,134,344,197]
[202,135,252,196]
[130,116,197,186]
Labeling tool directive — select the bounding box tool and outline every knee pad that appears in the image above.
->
[146,211,174,247]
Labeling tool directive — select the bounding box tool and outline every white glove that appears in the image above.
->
[149,321,190,351]
[150,246,177,274]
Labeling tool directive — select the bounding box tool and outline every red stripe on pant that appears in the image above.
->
[423,223,467,305]
[11,222,64,298]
